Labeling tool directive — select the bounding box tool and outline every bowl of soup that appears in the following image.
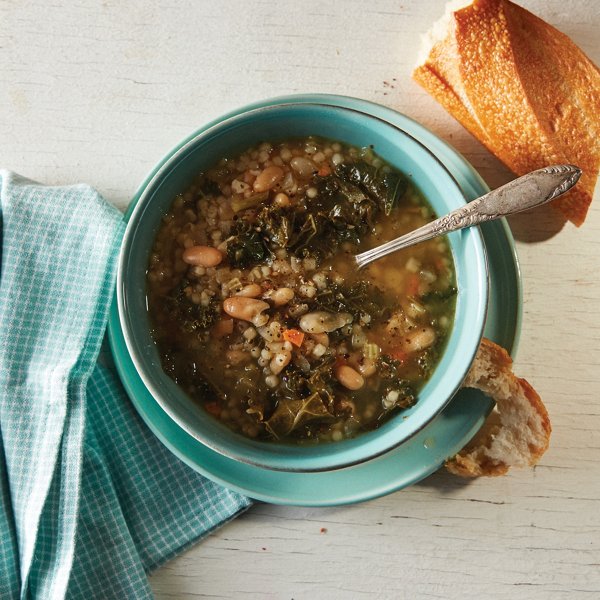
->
[117,97,488,472]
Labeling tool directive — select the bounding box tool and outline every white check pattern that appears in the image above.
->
[0,172,251,600]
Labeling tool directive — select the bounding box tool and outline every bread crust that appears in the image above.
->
[413,0,600,226]
[445,338,551,477]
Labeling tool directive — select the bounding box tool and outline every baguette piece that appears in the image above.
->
[446,338,551,477]
[414,0,600,226]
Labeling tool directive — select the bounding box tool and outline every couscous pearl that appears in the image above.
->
[265,375,279,388]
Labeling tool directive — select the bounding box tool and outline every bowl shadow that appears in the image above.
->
[413,467,477,494]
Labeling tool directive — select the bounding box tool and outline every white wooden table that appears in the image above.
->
[2,1,599,598]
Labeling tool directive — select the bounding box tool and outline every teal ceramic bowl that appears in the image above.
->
[117,100,489,472]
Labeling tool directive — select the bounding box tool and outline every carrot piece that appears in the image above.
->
[283,328,305,347]
[318,164,331,176]
[204,401,221,417]
[406,273,421,297]
[434,257,446,273]
[211,318,234,339]
[389,349,409,363]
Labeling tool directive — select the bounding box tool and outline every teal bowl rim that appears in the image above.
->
[116,99,489,472]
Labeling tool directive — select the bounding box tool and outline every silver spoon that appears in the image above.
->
[354,164,582,269]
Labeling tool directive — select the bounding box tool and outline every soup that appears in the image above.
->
[146,137,456,444]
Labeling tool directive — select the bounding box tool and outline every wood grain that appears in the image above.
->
[1,1,598,598]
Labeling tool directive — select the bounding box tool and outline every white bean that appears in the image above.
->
[403,327,436,352]
[182,245,224,267]
[290,157,317,177]
[299,311,353,334]
[335,365,364,390]
[223,297,269,323]
[253,166,284,192]
[270,287,295,306]
[235,283,262,298]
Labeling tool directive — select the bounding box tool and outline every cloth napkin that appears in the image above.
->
[0,171,252,600]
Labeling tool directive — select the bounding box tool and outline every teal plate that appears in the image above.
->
[107,94,522,506]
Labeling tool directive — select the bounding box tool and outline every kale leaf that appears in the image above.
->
[253,175,375,260]
[310,280,390,323]
[226,220,272,268]
[265,393,333,438]
[224,159,407,268]
[263,361,336,438]
[335,160,408,215]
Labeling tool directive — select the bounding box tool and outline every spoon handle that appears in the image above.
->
[354,164,582,269]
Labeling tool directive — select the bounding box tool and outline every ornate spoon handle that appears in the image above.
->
[354,165,582,269]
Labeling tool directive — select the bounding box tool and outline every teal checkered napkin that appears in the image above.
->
[0,171,251,600]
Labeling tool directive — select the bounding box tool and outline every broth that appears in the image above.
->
[146,137,456,444]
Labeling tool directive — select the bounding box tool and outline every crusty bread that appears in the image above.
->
[446,338,551,477]
[413,0,600,226]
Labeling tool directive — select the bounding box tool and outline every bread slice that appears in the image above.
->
[414,1,490,144]
[413,0,600,226]
[446,338,551,477]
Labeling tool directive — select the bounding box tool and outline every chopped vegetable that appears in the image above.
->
[231,191,269,213]
[283,328,305,347]
[204,401,221,417]
[406,273,421,297]
[363,343,380,360]
[389,349,408,363]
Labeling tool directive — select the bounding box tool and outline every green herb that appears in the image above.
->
[310,280,390,323]
[421,285,457,304]
[255,204,296,248]
[165,279,220,333]
[375,355,416,413]
[416,347,441,379]
[198,177,221,198]
[311,174,376,248]
[421,285,457,317]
